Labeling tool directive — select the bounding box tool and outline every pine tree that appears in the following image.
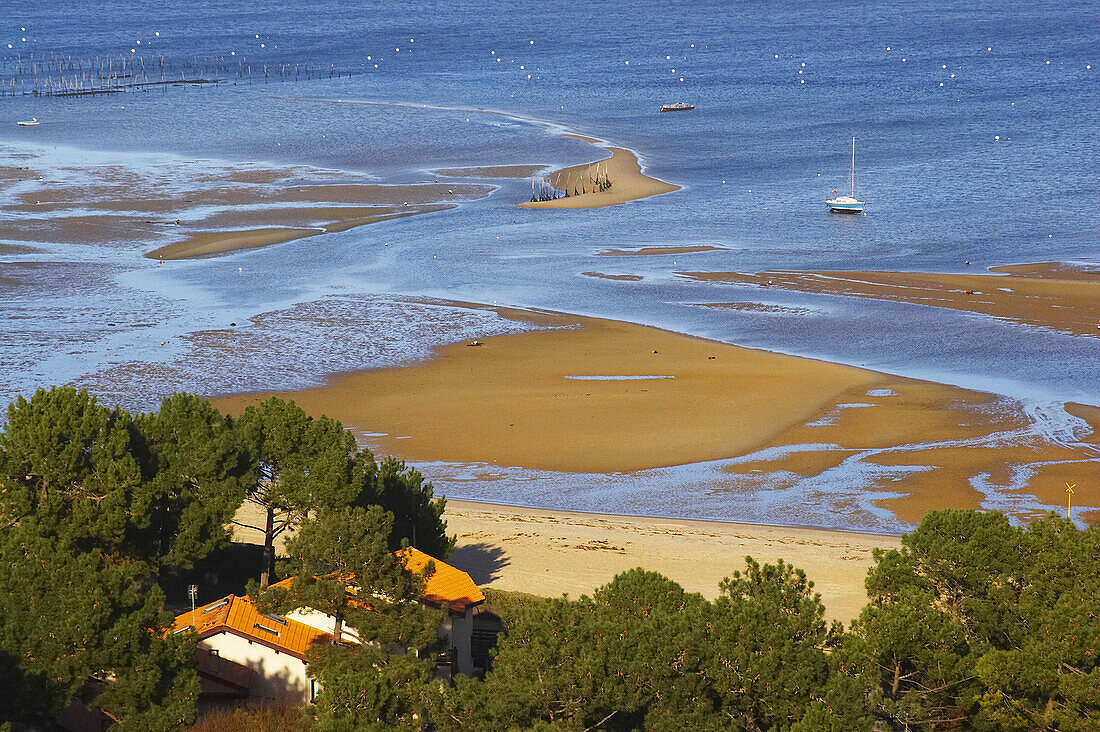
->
[235,398,364,586]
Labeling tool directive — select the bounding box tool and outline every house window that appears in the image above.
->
[253,623,281,636]
[261,613,289,626]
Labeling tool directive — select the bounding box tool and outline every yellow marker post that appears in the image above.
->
[1065,483,1075,519]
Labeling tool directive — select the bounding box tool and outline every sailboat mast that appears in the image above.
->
[850,137,856,197]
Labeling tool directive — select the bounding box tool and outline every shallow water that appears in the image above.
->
[1,0,1097,529]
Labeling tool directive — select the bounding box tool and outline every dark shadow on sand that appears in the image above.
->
[446,542,510,585]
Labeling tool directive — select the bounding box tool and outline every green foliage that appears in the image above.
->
[853,509,1100,729]
[250,506,443,730]
[0,388,247,575]
[0,526,198,729]
[136,392,250,571]
[236,398,364,585]
[432,564,844,731]
[254,505,440,648]
[358,456,455,560]
[0,387,149,561]
[704,558,842,730]
[305,643,434,732]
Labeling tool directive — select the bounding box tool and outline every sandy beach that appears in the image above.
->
[229,496,897,625]
[210,304,1099,527]
[442,500,899,624]
[518,141,679,209]
[681,265,1100,338]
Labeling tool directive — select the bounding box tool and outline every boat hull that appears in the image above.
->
[826,195,864,214]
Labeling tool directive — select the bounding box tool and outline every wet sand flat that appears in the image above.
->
[147,205,452,260]
[211,309,888,473]
[599,245,726,256]
[2,152,490,259]
[209,305,1099,526]
[681,266,1100,338]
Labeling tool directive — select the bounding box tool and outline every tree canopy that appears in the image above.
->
[0,526,198,729]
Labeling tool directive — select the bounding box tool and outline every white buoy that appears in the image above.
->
[939,82,944,86]
[994,135,1000,141]
[155,31,160,36]
[774,54,779,58]
[624,60,629,65]
[902,58,906,62]
[801,62,805,67]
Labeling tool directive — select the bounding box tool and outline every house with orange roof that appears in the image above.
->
[171,592,332,703]
[275,547,486,677]
[172,547,485,704]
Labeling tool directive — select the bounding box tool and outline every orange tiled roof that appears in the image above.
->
[402,547,485,613]
[270,549,484,614]
[172,594,331,659]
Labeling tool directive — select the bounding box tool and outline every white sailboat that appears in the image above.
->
[826,137,865,214]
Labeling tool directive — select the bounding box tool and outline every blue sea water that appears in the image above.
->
[1,1,1097,526]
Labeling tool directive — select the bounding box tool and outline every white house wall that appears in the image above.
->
[198,634,312,703]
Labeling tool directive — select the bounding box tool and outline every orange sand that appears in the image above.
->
[682,266,1100,338]
[518,146,679,210]
[210,306,1098,526]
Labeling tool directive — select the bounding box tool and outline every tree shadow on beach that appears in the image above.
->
[446,542,511,585]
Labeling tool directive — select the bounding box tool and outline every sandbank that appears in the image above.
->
[581,271,644,281]
[681,265,1100,338]
[442,500,899,624]
[146,205,451,260]
[433,165,546,179]
[2,152,490,260]
[599,245,726,256]
[209,305,1098,526]
[518,146,679,209]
